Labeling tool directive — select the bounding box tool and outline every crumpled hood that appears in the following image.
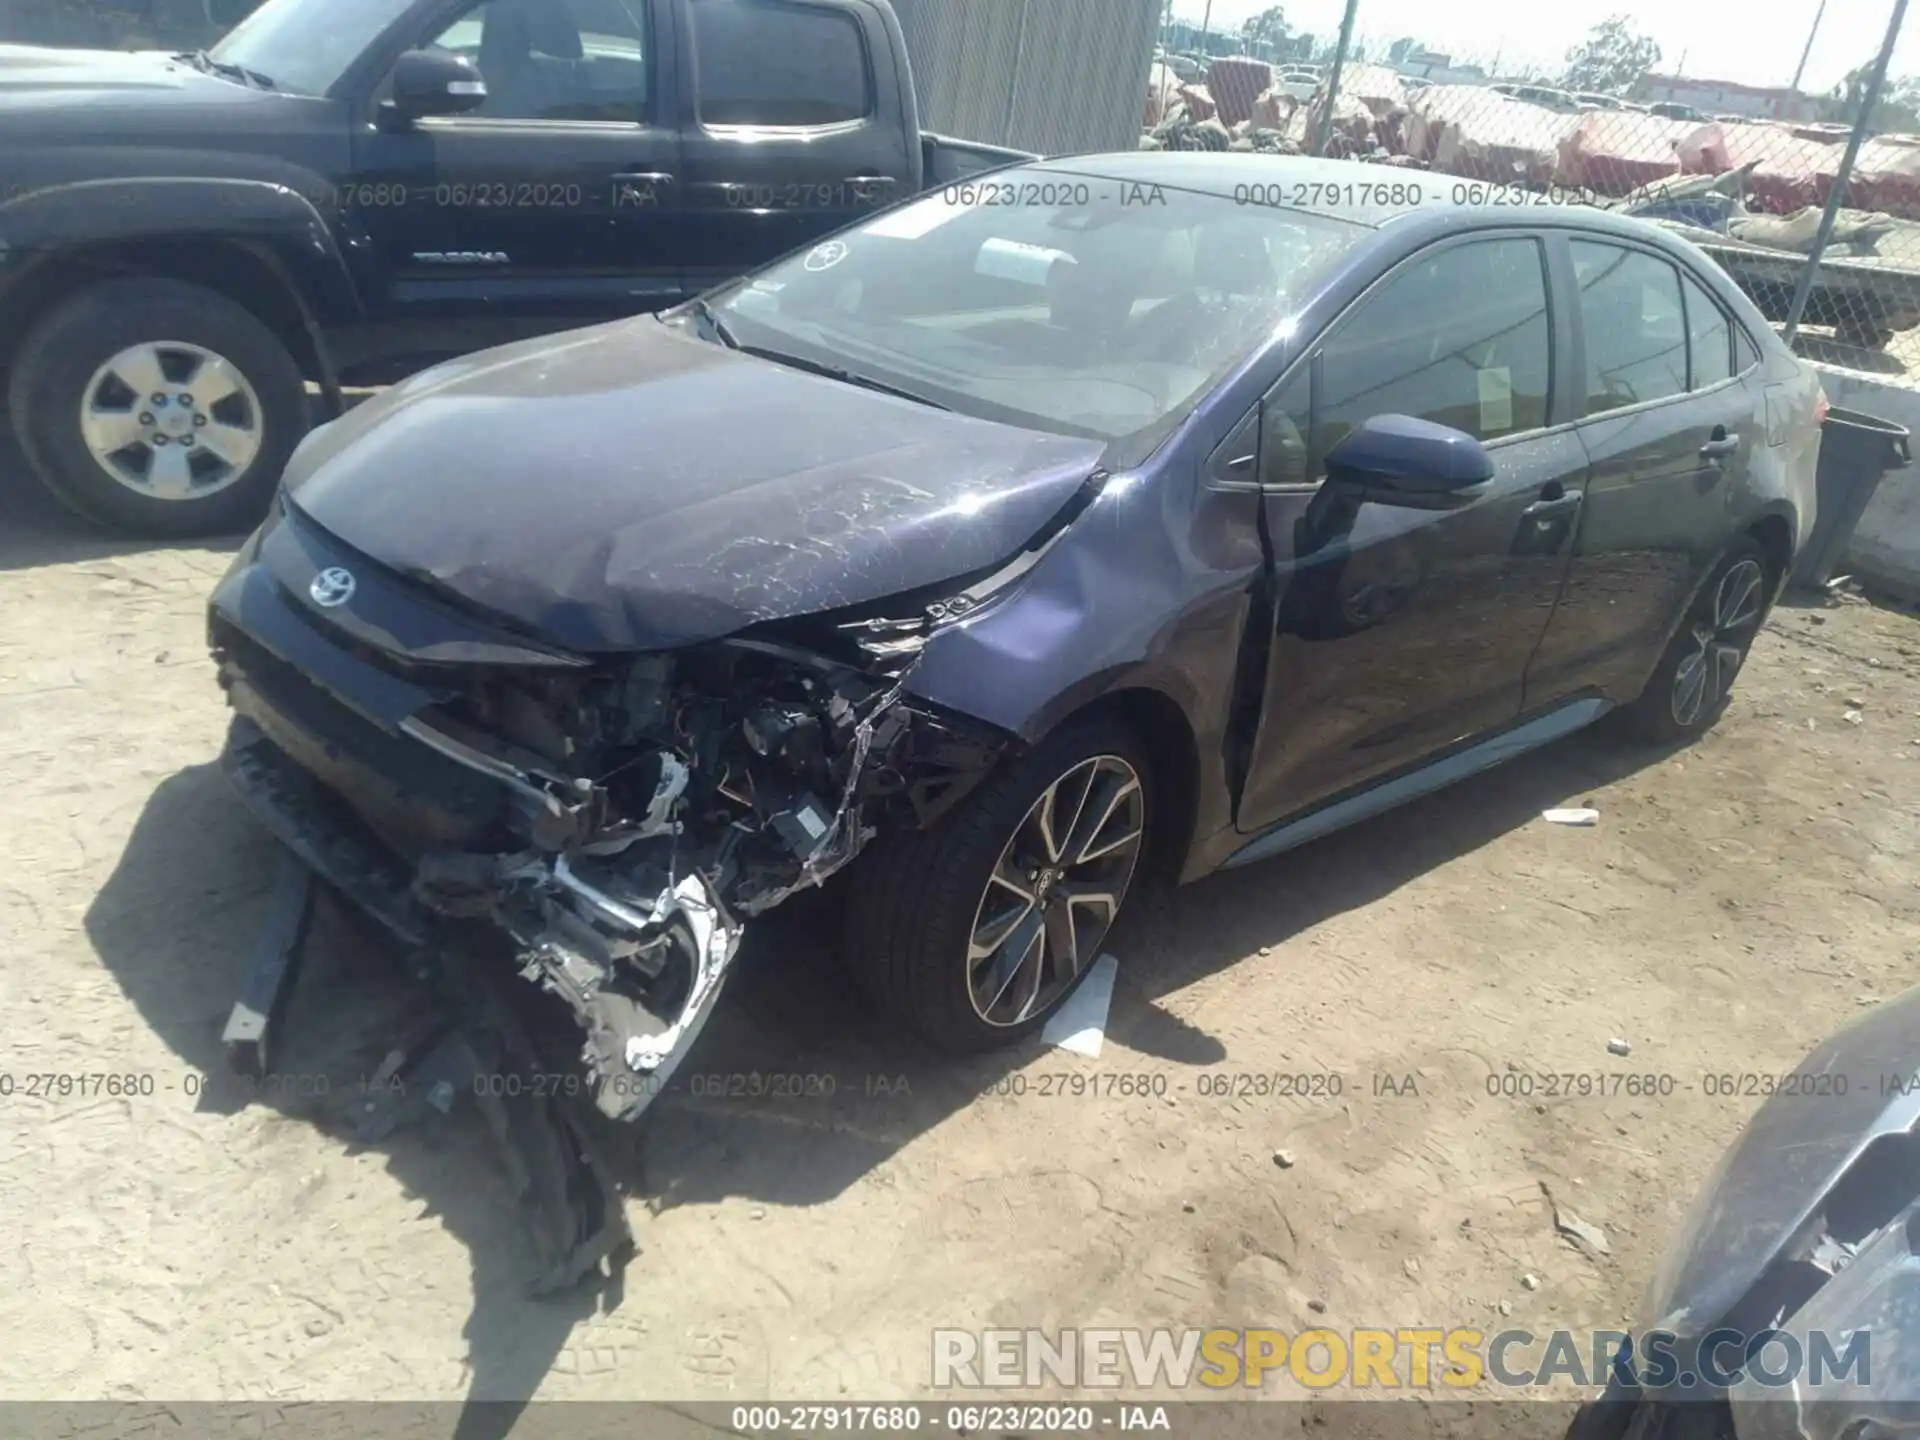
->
[283,318,1107,653]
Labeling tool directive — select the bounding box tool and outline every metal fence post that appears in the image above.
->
[1313,0,1362,154]
[1003,0,1031,145]
[1782,0,1910,344]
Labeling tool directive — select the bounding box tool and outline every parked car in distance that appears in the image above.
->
[0,0,1031,537]
[1493,82,1582,112]
[1574,91,1633,111]
[1649,100,1709,121]
[208,152,1824,1116]
[1159,51,1203,83]
[1275,66,1321,102]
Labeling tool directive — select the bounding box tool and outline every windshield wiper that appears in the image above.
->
[735,343,949,411]
[178,50,276,89]
[689,297,738,349]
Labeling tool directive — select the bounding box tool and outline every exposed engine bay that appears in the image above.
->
[372,622,1005,1122]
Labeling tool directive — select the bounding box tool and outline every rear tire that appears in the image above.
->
[846,716,1153,1053]
[1616,536,1772,745]
[8,278,307,537]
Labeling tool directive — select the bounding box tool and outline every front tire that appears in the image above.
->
[847,716,1153,1053]
[1617,537,1772,744]
[8,278,308,537]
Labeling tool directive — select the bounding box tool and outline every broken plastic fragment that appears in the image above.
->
[1542,807,1600,826]
[623,874,740,1075]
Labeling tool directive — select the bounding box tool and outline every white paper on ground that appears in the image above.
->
[1041,953,1119,1058]
[1542,807,1600,826]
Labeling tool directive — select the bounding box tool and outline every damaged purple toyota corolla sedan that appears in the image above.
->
[208,152,1824,1120]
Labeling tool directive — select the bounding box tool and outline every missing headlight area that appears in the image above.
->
[212,551,1018,1288]
[389,633,1006,1123]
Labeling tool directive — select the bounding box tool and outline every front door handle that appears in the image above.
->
[845,174,897,185]
[613,171,676,185]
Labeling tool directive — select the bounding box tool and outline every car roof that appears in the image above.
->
[1027,153,1732,257]
[1030,152,1415,226]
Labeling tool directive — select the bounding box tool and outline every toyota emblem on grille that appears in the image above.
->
[310,567,356,608]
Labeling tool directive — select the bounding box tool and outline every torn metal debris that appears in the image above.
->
[218,614,1007,1128]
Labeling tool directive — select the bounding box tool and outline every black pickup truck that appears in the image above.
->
[0,0,1030,535]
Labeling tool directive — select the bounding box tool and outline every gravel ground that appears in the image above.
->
[2,436,1916,1428]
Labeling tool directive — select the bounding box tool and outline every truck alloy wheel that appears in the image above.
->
[8,277,307,535]
[79,341,265,501]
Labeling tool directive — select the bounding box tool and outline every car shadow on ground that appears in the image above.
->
[0,424,251,572]
[84,722,1675,1423]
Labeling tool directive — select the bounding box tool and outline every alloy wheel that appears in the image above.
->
[1671,558,1766,728]
[966,754,1145,1027]
[79,341,265,501]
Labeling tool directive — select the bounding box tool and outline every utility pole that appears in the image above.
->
[1784,0,1909,342]
[1790,0,1828,91]
[1199,0,1213,54]
[1313,0,1362,153]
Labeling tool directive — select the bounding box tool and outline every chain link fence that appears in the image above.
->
[894,0,1162,156]
[9,0,1916,385]
[1144,5,1919,383]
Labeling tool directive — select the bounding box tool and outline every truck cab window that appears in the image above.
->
[424,0,649,123]
[691,0,871,127]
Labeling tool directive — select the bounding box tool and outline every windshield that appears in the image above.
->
[708,171,1363,458]
[212,0,412,96]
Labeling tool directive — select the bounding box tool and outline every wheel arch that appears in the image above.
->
[0,237,343,411]
[1745,508,1795,599]
[1029,684,1202,881]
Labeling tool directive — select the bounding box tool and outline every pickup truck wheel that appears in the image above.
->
[8,279,307,536]
[846,717,1151,1053]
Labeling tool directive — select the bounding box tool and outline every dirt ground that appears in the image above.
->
[2,431,1917,1426]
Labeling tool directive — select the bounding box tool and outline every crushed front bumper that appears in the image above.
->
[221,714,435,952]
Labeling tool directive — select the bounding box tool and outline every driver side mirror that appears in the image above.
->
[381,49,487,128]
[1324,414,1492,507]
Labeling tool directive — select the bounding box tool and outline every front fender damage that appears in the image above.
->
[398,628,1008,1124]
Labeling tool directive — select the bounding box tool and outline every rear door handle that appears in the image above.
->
[613,170,676,185]
[845,174,896,185]
[1700,434,1740,459]
[1521,493,1583,521]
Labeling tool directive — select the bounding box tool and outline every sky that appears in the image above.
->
[1167,0,1915,92]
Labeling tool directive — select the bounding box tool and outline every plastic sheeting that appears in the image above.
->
[1555,111,1697,194]
[1205,56,1274,129]
[1839,138,1920,220]
[1337,64,1412,118]
[1403,85,1579,185]
[1145,60,1180,128]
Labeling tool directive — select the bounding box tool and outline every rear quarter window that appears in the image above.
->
[1681,272,1734,389]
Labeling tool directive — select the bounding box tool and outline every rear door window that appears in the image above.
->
[692,0,871,127]
[1572,241,1687,413]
